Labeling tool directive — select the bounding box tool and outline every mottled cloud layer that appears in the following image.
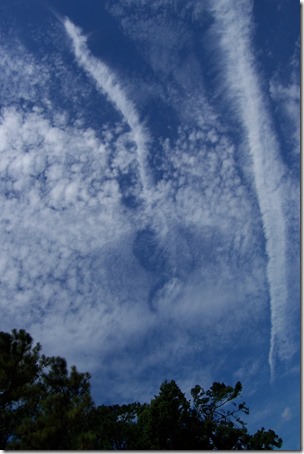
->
[0,0,299,403]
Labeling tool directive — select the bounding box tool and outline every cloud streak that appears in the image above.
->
[64,18,152,201]
[207,0,295,378]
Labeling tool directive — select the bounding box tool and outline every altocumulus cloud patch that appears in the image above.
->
[0,0,300,448]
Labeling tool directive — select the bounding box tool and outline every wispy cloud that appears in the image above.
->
[206,0,297,378]
[269,41,300,161]
[281,406,292,422]
[0,1,298,405]
[64,18,152,200]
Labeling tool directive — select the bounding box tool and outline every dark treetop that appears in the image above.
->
[0,329,282,450]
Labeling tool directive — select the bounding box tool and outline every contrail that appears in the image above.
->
[64,18,151,201]
[207,0,292,379]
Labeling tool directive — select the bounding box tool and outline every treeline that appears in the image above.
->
[0,329,282,450]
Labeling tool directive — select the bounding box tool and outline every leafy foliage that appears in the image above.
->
[0,329,283,450]
[0,330,94,449]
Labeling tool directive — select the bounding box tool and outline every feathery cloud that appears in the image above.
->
[206,0,297,377]
[64,18,152,200]
[0,2,298,405]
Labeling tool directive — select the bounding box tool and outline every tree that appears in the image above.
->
[134,380,197,449]
[190,381,282,449]
[0,329,48,447]
[0,329,283,450]
[128,380,282,450]
[91,403,140,449]
[0,329,94,450]
[12,356,95,449]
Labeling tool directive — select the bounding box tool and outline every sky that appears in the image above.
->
[0,0,300,449]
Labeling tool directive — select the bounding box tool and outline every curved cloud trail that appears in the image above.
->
[207,0,292,379]
[64,18,152,202]
[63,17,176,256]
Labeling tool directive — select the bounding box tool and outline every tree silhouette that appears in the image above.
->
[0,329,283,450]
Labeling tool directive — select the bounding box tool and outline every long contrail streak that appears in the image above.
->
[208,0,292,379]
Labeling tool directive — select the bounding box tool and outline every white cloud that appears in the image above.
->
[0,2,298,405]
[206,0,298,378]
[269,45,300,160]
[64,18,152,201]
[281,406,292,422]
[0,90,267,386]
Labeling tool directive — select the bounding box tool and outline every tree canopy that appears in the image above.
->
[0,329,282,450]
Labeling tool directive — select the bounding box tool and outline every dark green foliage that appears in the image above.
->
[190,381,283,449]
[12,357,94,450]
[0,329,46,448]
[0,329,283,450]
[91,403,141,449]
[0,329,94,449]
[248,428,283,450]
[134,380,196,449]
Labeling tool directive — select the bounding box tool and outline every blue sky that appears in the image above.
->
[0,0,300,449]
